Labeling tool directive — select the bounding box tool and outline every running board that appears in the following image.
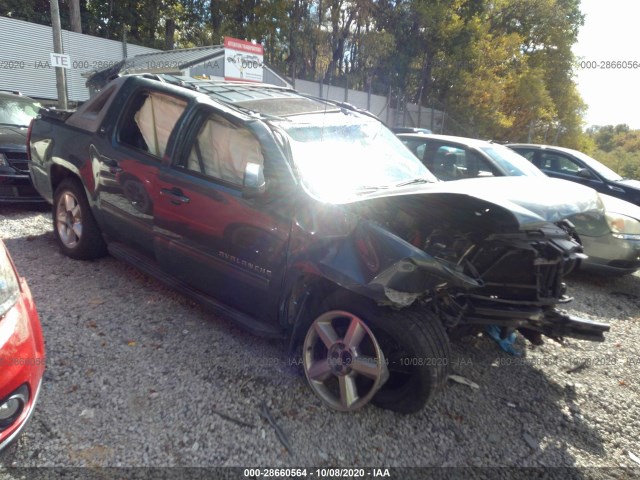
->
[108,242,284,339]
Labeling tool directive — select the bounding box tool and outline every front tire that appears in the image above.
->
[302,291,450,413]
[53,178,107,260]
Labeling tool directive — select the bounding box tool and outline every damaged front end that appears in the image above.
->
[302,190,609,344]
[278,114,609,345]
[424,223,609,343]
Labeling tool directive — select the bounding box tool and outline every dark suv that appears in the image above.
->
[507,143,640,207]
[28,76,608,413]
[0,91,43,202]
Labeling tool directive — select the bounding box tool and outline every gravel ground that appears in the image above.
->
[0,203,639,473]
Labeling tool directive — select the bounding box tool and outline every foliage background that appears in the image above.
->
[586,125,640,180]
[1,0,638,178]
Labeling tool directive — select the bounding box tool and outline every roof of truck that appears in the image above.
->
[107,74,374,120]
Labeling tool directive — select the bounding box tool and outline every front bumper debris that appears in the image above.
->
[537,309,610,342]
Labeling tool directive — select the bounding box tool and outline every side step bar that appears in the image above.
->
[108,242,284,339]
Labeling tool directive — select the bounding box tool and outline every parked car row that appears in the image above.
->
[398,133,640,276]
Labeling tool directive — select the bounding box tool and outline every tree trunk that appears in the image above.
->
[210,0,223,43]
[165,19,175,50]
[69,0,82,33]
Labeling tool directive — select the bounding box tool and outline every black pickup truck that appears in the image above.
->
[28,75,608,413]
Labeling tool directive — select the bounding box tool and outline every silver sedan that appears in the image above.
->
[398,133,640,276]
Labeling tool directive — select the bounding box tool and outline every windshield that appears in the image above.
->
[569,149,623,181]
[0,96,41,126]
[481,145,547,177]
[278,113,436,202]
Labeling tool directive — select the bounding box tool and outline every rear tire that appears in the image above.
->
[52,178,107,260]
[302,290,450,413]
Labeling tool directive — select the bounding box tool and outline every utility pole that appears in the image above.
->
[50,0,68,109]
[122,26,128,59]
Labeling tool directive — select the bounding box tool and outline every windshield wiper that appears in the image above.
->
[395,177,431,187]
[355,185,390,195]
[0,123,28,128]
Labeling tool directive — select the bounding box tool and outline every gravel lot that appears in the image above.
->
[0,203,639,473]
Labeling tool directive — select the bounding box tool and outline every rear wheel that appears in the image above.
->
[53,178,107,260]
[302,291,450,413]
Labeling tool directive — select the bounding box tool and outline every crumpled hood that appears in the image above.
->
[0,125,27,150]
[307,176,589,304]
[423,176,604,224]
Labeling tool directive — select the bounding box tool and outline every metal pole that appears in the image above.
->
[402,95,407,126]
[122,26,128,59]
[430,99,435,131]
[344,70,348,102]
[50,0,68,109]
[386,84,391,125]
[417,86,423,127]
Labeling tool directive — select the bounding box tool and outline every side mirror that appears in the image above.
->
[577,168,595,180]
[242,162,266,198]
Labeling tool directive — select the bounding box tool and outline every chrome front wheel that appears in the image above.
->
[303,310,389,412]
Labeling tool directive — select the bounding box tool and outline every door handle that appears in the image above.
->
[160,187,190,205]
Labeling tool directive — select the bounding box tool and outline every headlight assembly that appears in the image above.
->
[0,245,20,317]
[606,212,640,240]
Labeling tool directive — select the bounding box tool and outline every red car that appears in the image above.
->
[0,239,45,451]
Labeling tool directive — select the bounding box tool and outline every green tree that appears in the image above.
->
[3,0,594,148]
[1,0,54,26]
[586,125,640,180]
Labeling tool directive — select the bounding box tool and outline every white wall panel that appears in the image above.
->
[0,16,157,102]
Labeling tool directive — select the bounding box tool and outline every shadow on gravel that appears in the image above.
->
[3,231,52,243]
[441,335,606,468]
[570,268,640,285]
[0,211,614,469]
[0,202,50,215]
[2,233,55,258]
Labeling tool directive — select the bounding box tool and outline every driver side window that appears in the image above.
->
[540,153,581,177]
[180,113,264,187]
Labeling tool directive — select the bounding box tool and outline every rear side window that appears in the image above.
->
[431,146,464,180]
[117,91,187,159]
[429,145,497,180]
[514,149,536,161]
[66,85,117,132]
